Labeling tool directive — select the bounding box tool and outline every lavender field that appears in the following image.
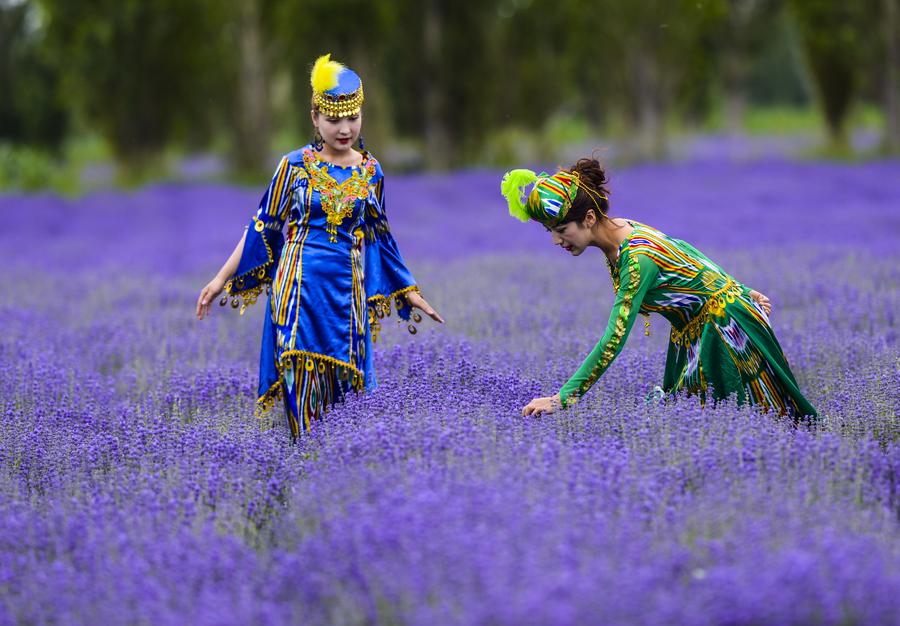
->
[1,158,899,625]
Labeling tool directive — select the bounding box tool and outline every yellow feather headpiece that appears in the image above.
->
[309,53,364,117]
[310,54,343,94]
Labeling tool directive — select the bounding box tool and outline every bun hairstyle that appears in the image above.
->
[560,157,611,225]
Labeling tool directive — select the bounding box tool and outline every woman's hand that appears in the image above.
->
[522,394,562,417]
[406,290,444,324]
[749,289,772,316]
[196,277,226,320]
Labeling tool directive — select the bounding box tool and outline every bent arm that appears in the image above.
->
[679,239,771,314]
[364,168,419,339]
[223,157,294,313]
[216,230,247,285]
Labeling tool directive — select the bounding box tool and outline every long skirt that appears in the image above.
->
[662,286,818,418]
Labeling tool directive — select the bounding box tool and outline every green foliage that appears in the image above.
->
[0,143,77,193]
[266,0,402,154]
[744,9,811,107]
[1,0,892,180]
[742,104,883,135]
[0,3,68,148]
[35,0,234,168]
[788,0,875,145]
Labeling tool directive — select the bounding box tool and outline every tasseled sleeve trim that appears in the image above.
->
[367,285,421,342]
[223,221,284,315]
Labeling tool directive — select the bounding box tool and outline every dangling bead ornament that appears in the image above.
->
[313,129,324,151]
[357,134,365,150]
[306,56,374,240]
[644,314,651,336]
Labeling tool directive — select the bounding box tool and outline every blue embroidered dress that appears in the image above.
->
[224,146,417,437]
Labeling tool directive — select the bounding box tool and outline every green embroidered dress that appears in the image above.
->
[559,222,817,417]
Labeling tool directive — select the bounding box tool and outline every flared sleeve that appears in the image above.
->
[363,161,419,339]
[559,251,659,407]
[224,156,294,314]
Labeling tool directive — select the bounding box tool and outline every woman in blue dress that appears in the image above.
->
[197,54,443,438]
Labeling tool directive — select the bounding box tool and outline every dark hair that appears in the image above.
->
[558,157,610,225]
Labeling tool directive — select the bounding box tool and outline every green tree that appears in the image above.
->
[36,0,233,174]
[267,0,399,160]
[885,0,900,153]
[714,0,783,133]
[788,0,869,148]
[563,0,724,159]
[0,2,67,148]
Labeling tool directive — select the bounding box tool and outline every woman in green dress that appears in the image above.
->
[501,157,817,420]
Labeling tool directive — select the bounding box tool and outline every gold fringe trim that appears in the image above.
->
[278,350,365,391]
[222,282,269,316]
[313,87,364,118]
[367,285,420,342]
[255,379,283,417]
[670,278,742,348]
[223,224,278,315]
[254,349,366,418]
[366,284,420,306]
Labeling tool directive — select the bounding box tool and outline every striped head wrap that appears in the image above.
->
[500,168,606,226]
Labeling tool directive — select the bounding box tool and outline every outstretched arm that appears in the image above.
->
[364,164,443,336]
[523,252,659,416]
[406,291,444,324]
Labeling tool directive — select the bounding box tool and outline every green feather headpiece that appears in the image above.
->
[500,169,537,222]
[500,168,581,225]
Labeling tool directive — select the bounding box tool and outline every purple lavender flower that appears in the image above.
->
[0,158,898,624]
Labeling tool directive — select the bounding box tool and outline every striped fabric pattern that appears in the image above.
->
[226,146,419,438]
[560,221,817,419]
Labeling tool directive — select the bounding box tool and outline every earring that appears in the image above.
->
[313,129,324,151]
[357,134,365,150]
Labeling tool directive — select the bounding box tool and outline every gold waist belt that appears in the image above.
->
[670,278,743,347]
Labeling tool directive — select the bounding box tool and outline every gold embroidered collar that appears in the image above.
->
[302,149,377,242]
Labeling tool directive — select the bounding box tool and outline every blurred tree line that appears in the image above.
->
[1,0,898,178]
